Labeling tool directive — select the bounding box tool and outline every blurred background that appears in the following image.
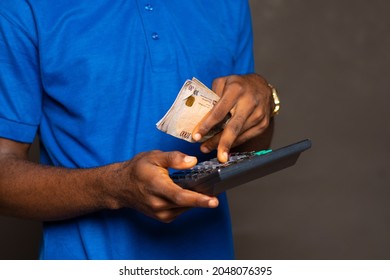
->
[1,0,389,259]
[229,0,390,259]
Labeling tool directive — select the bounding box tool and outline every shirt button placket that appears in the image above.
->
[144,3,158,40]
[144,3,154,11]
[140,1,172,71]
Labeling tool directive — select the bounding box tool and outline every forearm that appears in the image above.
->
[0,156,116,221]
[0,137,220,223]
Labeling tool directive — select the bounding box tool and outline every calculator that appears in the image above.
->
[170,139,312,195]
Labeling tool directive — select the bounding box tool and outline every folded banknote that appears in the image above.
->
[156,78,229,142]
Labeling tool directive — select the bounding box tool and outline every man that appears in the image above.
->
[0,0,276,259]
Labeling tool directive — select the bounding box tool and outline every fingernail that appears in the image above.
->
[184,156,196,163]
[208,198,219,208]
[220,152,228,162]
[223,152,228,160]
[201,146,210,153]
[193,133,201,141]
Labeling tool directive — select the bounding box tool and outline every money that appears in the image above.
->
[156,78,229,142]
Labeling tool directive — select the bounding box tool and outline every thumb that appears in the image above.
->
[161,151,197,170]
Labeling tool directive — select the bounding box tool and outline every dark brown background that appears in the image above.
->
[1,0,389,259]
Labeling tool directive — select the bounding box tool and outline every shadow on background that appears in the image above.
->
[1,0,389,260]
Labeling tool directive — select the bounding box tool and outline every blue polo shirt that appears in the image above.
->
[0,0,254,259]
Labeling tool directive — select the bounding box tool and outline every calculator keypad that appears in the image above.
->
[170,152,256,181]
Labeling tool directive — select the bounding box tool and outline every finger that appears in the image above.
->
[200,132,222,154]
[153,207,191,223]
[155,151,198,170]
[200,114,266,155]
[147,178,219,219]
[147,168,219,209]
[194,75,260,142]
[226,118,270,149]
[211,76,228,97]
[200,101,269,154]
[192,102,233,142]
[141,195,190,223]
[192,82,241,142]
[170,187,219,209]
[161,181,219,209]
[215,98,256,161]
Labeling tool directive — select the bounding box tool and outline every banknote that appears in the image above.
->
[156,78,229,142]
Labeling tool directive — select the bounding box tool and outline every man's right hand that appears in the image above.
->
[0,137,218,222]
[102,150,219,223]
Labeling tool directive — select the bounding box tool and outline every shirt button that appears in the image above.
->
[151,32,159,40]
[144,4,153,11]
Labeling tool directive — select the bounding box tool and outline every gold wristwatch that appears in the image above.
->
[268,84,280,117]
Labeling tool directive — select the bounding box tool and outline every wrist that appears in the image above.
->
[95,163,124,211]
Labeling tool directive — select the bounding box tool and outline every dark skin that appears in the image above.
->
[0,73,274,223]
[194,74,274,161]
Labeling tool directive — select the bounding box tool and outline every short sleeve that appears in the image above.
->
[0,2,42,143]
